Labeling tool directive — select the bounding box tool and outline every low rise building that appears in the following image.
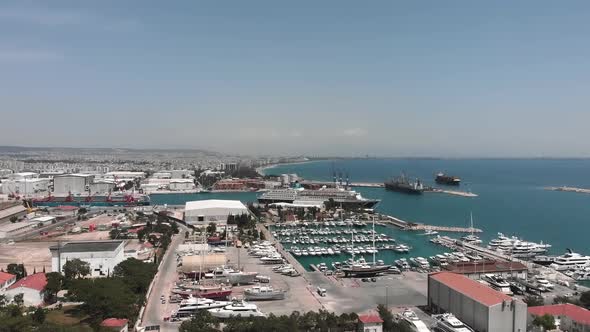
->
[443,260,528,280]
[357,314,383,332]
[169,179,196,191]
[0,221,36,239]
[528,303,590,331]
[50,240,125,277]
[428,271,527,332]
[184,199,249,225]
[0,271,16,290]
[3,273,47,306]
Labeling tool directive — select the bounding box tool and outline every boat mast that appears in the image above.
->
[350,224,355,261]
[372,216,376,266]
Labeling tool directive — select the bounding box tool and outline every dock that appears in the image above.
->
[545,186,590,195]
[433,236,521,262]
[380,215,482,233]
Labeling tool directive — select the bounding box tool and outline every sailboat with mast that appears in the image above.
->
[460,212,482,244]
[342,217,391,277]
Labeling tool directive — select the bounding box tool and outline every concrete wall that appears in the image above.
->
[1,179,49,194]
[169,181,195,191]
[51,245,125,277]
[489,301,527,332]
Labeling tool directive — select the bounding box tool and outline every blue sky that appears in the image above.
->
[1,1,590,157]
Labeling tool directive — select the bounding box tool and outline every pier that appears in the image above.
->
[380,215,482,233]
[545,186,590,195]
[433,236,522,262]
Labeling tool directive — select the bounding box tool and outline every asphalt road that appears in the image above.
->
[141,224,188,332]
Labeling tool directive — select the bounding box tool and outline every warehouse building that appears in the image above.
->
[0,272,16,290]
[428,272,527,332]
[50,240,125,277]
[1,178,50,195]
[89,180,116,194]
[53,174,94,194]
[184,199,249,225]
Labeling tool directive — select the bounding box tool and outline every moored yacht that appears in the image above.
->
[549,249,590,271]
[433,313,474,332]
[399,308,431,332]
[243,285,286,301]
[208,300,266,318]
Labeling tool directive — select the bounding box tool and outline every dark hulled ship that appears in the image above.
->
[435,173,461,186]
[384,175,424,194]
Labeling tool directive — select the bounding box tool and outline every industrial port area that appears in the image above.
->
[1,148,590,332]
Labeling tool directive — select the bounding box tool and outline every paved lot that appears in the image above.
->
[226,247,323,315]
[0,241,54,272]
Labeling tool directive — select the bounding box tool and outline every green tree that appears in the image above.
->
[63,259,90,280]
[206,222,217,235]
[112,258,157,294]
[532,314,556,330]
[44,272,64,303]
[10,216,18,223]
[77,207,87,215]
[31,307,46,324]
[185,231,189,239]
[179,310,219,332]
[171,221,179,234]
[581,290,590,309]
[524,295,545,307]
[6,263,26,280]
[13,293,24,307]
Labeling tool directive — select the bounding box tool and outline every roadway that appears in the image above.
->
[141,222,188,332]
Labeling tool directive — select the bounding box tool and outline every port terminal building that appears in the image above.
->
[428,272,527,332]
[50,240,125,277]
[184,199,249,225]
[443,260,528,280]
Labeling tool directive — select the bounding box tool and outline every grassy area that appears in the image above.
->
[45,305,94,331]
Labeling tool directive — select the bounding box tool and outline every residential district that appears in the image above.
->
[0,148,588,332]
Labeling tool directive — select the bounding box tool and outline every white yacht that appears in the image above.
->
[208,300,266,318]
[433,313,474,332]
[399,308,431,332]
[549,249,590,271]
[243,285,286,301]
[483,274,512,295]
[173,297,231,318]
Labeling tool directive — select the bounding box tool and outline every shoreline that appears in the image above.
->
[255,159,320,176]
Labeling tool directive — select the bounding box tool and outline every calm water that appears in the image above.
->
[266,159,590,255]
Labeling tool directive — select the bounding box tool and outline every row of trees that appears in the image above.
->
[63,258,157,329]
[179,310,359,332]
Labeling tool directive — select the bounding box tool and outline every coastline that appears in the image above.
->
[256,159,320,176]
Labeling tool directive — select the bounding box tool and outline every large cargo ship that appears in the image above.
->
[258,187,379,209]
[30,192,150,206]
[384,175,424,194]
[435,172,461,186]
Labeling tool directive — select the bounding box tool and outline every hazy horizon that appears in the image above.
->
[2,1,590,157]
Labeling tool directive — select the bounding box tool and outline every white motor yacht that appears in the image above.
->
[208,300,266,318]
[549,249,590,271]
[399,308,431,332]
[433,313,474,332]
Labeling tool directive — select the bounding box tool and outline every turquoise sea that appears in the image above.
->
[265,159,590,256]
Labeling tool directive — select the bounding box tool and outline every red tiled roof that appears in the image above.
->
[8,273,47,292]
[101,318,128,327]
[358,314,384,324]
[529,304,590,326]
[430,272,513,307]
[0,271,16,284]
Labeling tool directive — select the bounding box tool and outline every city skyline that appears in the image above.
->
[2,1,590,157]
